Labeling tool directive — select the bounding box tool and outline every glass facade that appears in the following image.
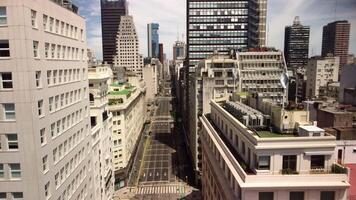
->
[147,23,159,58]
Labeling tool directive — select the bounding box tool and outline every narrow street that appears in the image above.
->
[115,76,201,200]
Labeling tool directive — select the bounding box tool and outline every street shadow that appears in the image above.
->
[181,190,202,200]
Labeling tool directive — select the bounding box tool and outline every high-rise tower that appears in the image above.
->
[322,20,351,67]
[147,23,160,58]
[284,16,310,69]
[101,0,127,64]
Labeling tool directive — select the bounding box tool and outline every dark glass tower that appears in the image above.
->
[101,0,127,64]
[322,20,351,66]
[284,16,310,69]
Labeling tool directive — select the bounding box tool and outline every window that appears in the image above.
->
[282,155,297,172]
[12,192,23,200]
[50,123,55,137]
[3,103,15,120]
[33,41,39,58]
[0,40,10,57]
[0,164,4,178]
[42,155,48,173]
[290,192,304,200]
[6,134,18,150]
[9,163,21,179]
[38,100,44,117]
[0,7,7,25]
[45,43,49,58]
[1,72,13,89]
[43,15,48,30]
[35,71,41,88]
[31,10,37,27]
[49,97,53,112]
[257,156,270,170]
[259,192,273,200]
[45,181,51,198]
[40,128,46,145]
[311,155,325,169]
[320,191,335,200]
[51,44,55,58]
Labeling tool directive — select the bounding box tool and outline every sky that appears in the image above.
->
[72,0,356,61]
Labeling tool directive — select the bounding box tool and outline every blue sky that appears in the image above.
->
[72,0,356,60]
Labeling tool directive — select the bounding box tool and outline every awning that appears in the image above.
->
[304,151,334,156]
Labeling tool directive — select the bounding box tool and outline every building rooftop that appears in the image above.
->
[256,131,295,138]
[300,125,324,132]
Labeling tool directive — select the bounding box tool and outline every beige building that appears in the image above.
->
[88,66,114,200]
[200,100,350,200]
[113,16,143,78]
[306,56,340,99]
[108,80,146,188]
[0,0,93,199]
[142,59,160,103]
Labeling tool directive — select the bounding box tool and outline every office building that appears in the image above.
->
[159,43,164,64]
[147,23,159,58]
[306,56,340,99]
[101,0,127,64]
[200,100,350,200]
[186,0,267,68]
[88,66,114,200]
[108,80,146,188]
[322,20,351,67]
[284,16,310,69]
[173,41,186,61]
[113,16,143,78]
[0,0,93,199]
[339,64,356,104]
[143,59,161,102]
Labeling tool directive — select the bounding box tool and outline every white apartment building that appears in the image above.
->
[108,81,146,188]
[188,49,288,182]
[142,60,160,102]
[306,56,340,99]
[88,66,114,200]
[200,100,350,200]
[113,16,143,78]
[0,0,92,199]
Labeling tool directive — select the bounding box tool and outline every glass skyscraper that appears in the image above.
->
[147,23,160,58]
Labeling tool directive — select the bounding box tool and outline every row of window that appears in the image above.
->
[0,163,21,180]
[189,16,248,23]
[189,9,248,16]
[54,147,86,189]
[189,30,247,38]
[47,68,86,87]
[189,1,248,9]
[241,62,284,69]
[48,88,86,113]
[189,44,246,53]
[50,108,86,140]
[42,42,85,61]
[258,191,336,200]
[189,23,247,31]
[189,38,247,45]
[239,54,283,61]
[42,13,84,41]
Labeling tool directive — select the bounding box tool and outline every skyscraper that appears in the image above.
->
[284,16,310,69]
[322,20,351,66]
[159,43,164,63]
[101,0,127,64]
[0,0,93,199]
[147,23,160,58]
[113,16,143,78]
[186,0,267,68]
[173,41,186,61]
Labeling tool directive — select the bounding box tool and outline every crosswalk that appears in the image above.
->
[136,185,186,195]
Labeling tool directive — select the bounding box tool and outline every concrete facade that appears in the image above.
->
[306,56,340,99]
[113,16,143,78]
[200,100,349,200]
[142,60,160,103]
[0,0,93,199]
[108,81,146,188]
[88,66,114,200]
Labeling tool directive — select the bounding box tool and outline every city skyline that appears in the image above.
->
[74,0,356,60]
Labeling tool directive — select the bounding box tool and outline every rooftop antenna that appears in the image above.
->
[334,0,338,21]
[176,25,179,42]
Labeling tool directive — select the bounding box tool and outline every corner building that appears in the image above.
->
[200,100,350,200]
[0,0,93,199]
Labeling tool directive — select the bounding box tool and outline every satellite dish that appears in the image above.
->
[280,72,289,89]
